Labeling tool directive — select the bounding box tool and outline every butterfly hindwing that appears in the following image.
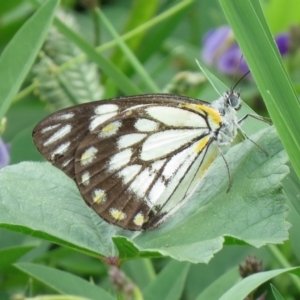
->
[33,94,222,230]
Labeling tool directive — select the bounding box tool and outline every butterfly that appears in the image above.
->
[33,91,266,231]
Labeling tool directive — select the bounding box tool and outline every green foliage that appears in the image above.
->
[0,0,299,299]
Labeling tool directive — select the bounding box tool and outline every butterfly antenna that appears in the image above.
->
[232,70,251,91]
[230,55,251,91]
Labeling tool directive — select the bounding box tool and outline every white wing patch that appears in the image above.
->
[146,106,207,127]
[44,124,72,146]
[99,121,122,138]
[134,118,159,132]
[81,171,91,186]
[80,146,98,166]
[41,124,60,134]
[109,208,126,220]
[133,212,145,226]
[148,177,166,204]
[141,129,205,161]
[56,112,74,120]
[94,104,118,114]
[89,112,118,131]
[117,133,147,149]
[129,159,166,200]
[92,189,107,204]
[117,164,142,185]
[51,141,71,159]
[108,148,133,172]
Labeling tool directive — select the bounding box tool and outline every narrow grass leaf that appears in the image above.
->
[0,0,59,120]
[219,267,300,300]
[15,262,114,300]
[219,0,300,180]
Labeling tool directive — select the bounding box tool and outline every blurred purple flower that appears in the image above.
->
[275,33,290,55]
[202,25,290,76]
[0,138,10,168]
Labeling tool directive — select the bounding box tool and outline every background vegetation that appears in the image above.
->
[0,0,300,299]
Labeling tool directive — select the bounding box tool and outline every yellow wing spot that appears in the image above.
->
[195,136,210,153]
[133,212,145,226]
[196,146,219,180]
[92,189,106,204]
[100,121,121,137]
[181,103,221,126]
[80,146,98,166]
[109,208,126,221]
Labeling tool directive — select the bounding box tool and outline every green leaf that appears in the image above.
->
[122,259,156,291]
[53,18,141,96]
[0,126,289,263]
[271,284,286,300]
[143,260,190,300]
[96,9,159,93]
[15,262,115,300]
[195,267,240,300]
[0,245,36,271]
[0,0,59,121]
[32,12,103,110]
[219,267,300,300]
[108,0,159,69]
[219,0,300,185]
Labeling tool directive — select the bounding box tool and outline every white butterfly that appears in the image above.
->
[33,92,266,230]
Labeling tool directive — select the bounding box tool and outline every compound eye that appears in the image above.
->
[228,92,241,109]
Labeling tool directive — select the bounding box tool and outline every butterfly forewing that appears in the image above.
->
[33,94,222,230]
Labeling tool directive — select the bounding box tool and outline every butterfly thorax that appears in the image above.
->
[211,91,241,146]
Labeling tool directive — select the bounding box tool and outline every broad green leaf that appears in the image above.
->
[219,267,300,300]
[0,0,59,121]
[143,260,190,300]
[219,0,300,184]
[15,262,114,300]
[0,126,289,263]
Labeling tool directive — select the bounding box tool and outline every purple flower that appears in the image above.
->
[0,138,10,168]
[275,33,290,55]
[202,25,290,76]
